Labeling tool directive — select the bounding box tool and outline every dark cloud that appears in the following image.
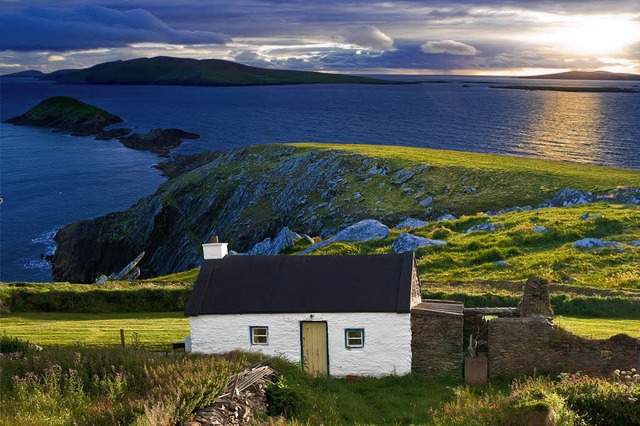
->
[0,5,230,51]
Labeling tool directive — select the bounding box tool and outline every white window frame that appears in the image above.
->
[345,328,364,349]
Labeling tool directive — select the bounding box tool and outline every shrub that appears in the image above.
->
[555,370,640,426]
[266,376,307,419]
[0,334,37,354]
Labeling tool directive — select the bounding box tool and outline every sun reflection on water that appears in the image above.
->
[515,91,614,164]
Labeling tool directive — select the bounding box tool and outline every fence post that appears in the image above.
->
[120,329,125,348]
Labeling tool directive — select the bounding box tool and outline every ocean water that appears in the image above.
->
[1,76,639,281]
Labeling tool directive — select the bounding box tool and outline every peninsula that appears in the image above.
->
[37,56,398,87]
[520,70,640,81]
[491,85,638,93]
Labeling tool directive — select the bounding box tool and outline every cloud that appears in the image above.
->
[340,25,394,51]
[421,40,477,55]
[48,55,65,61]
[0,5,231,52]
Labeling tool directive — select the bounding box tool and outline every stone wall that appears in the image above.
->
[488,316,639,378]
[411,302,464,377]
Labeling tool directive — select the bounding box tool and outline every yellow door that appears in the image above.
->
[301,321,328,376]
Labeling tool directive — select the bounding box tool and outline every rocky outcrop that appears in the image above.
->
[95,127,131,140]
[393,218,429,230]
[153,152,223,178]
[299,219,389,254]
[118,128,200,157]
[466,222,496,233]
[249,227,301,255]
[50,146,418,282]
[572,238,620,249]
[4,96,122,136]
[391,233,446,254]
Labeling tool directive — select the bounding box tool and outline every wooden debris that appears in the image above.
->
[184,365,275,426]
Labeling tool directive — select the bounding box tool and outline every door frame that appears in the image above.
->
[299,320,330,376]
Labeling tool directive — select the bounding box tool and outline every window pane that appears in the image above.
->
[251,327,268,345]
[345,329,364,348]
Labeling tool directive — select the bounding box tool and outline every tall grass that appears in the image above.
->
[0,344,247,425]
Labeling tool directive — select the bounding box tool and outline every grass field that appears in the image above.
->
[554,316,640,339]
[0,312,189,350]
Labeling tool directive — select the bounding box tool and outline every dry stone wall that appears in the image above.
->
[488,316,639,378]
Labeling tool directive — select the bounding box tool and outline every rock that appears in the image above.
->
[538,188,593,208]
[119,128,200,157]
[4,96,122,136]
[579,212,602,220]
[302,234,315,244]
[391,233,446,253]
[494,260,510,266]
[532,226,548,233]
[393,218,429,230]
[466,222,496,233]
[249,227,301,255]
[437,214,457,222]
[153,152,223,178]
[594,186,640,204]
[367,165,388,175]
[572,238,619,249]
[519,276,553,319]
[353,192,362,199]
[300,219,389,254]
[630,240,640,246]
[392,170,414,184]
[419,196,433,207]
[95,127,131,140]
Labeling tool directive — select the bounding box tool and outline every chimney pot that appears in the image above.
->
[202,237,228,260]
[211,235,219,243]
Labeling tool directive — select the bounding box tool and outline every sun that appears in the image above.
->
[527,15,640,56]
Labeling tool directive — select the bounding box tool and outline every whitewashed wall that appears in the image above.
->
[189,312,411,376]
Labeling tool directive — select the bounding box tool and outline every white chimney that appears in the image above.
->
[202,236,228,260]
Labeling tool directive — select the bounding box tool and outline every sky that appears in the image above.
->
[1,0,640,76]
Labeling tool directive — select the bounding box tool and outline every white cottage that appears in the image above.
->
[185,241,422,377]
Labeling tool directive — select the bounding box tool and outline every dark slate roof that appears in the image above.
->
[185,252,416,316]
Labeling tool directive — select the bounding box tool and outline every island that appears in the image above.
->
[490,85,638,93]
[3,96,123,136]
[119,128,200,157]
[4,96,200,155]
[520,70,640,81]
[37,56,401,86]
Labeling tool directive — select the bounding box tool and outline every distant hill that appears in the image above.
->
[41,56,398,86]
[3,70,45,78]
[521,70,640,81]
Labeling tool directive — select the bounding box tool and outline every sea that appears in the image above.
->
[1,75,640,282]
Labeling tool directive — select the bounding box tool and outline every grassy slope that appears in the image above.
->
[6,96,121,126]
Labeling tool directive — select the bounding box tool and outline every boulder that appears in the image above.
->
[630,240,640,247]
[466,222,496,233]
[579,212,602,220]
[437,214,457,222]
[249,227,301,255]
[393,218,429,230]
[392,232,446,254]
[572,238,619,249]
[392,170,414,184]
[538,188,593,208]
[367,165,388,175]
[532,226,548,233]
[493,260,510,267]
[300,219,389,254]
[419,196,433,207]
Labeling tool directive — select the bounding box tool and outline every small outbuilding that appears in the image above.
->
[185,241,422,376]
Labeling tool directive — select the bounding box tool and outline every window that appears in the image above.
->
[250,326,268,345]
[345,328,364,349]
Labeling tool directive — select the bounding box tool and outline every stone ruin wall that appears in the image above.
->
[488,316,639,378]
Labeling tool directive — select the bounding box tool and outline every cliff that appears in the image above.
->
[48,143,640,283]
[3,96,122,136]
